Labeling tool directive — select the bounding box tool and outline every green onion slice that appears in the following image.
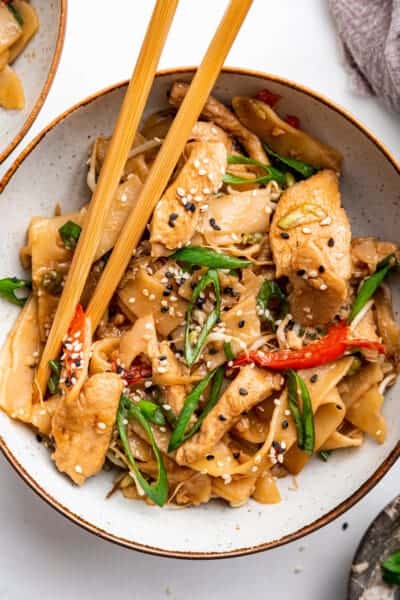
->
[136,399,166,427]
[48,359,61,395]
[184,269,221,367]
[7,1,23,25]
[117,395,168,507]
[263,143,316,179]
[58,220,82,250]
[0,277,31,306]
[168,366,224,452]
[226,154,287,186]
[223,341,235,361]
[349,253,398,323]
[257,280,288,326]
[319,450,331,462]
[287,369,315,454]
[171,246,252,270]
[381,550,400,586]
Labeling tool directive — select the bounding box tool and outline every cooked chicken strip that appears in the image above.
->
[169,81,269,163]
[52,372,123,485]
[176,366,282,465]
[150,141,227,255]
[270,170,351,325]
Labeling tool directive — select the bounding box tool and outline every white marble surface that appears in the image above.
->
[0,1,399,598]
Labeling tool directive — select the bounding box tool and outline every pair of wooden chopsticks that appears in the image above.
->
[36,0,253,394]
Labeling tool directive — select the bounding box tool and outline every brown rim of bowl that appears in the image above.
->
[0,66,399,559]
[0,0,68,165]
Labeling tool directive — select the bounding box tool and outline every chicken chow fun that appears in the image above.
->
[1,82,399,509]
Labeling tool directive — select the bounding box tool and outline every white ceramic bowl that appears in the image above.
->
[0,0,67,164]
[0,68,399,558]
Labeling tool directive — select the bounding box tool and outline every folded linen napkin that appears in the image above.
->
[328,0,400,112]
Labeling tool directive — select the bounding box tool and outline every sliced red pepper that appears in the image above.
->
[255,88,281,108]
[68,303,85,337]
[112,356,152,385]
[234,321,385,371]
[285,114,301,129]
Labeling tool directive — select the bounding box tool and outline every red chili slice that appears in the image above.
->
[255,88,281,108]
[285,114,301,129]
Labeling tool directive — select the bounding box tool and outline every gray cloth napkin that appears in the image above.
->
[328,0,400,112]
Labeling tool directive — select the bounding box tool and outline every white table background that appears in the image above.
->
[1,1,399,599]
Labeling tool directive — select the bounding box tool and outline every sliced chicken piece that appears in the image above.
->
[232,96,342,171]
[198,188,274,247]
[176,366,282,465]
[52,372,123,485]
[150,141,226,255]
[169,81,268,163]
[270,170,351,325]
[158,341,187,414]
[190,121,232,152]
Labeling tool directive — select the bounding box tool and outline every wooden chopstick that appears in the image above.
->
[36,0,179,395]
[87,0,253,331]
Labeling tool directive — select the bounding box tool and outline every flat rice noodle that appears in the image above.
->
[0,4,22,54]
[351,237,398,274]
[338,362,383,409]
[172,473,212,506]
[284,388,345,474]
[320,427,363,451]
[157,341,187,412]
[119,314,158,369]
[0,297,40,423]
[252,471,281,504]
[212,474,257,507]
[374,288,400,358]
[8,0,38,63]
[118,268,186,337]
[0,64,24,109]
[90,337,119,374]
[188,440,241,477]
[346,384,387,444]
[232,398,275,443]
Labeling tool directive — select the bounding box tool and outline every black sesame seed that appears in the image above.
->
[336,404,343,410]
[318,265,325,273]
[238,319,245,328]
[272,440,281,451]
[233,452,241,459]
[166,271,174,279]
[116,365,124,374]
[162,290,171,297]
[310,374,318,383]
[239,388,248,396]
[160,306,169,313]
[296,269,306,276]
[342,522,349,531]
[281,420,289,429]
[208,347,218,355]
[36,434,43,443]
[166,283,173,290]
[287,319,295,330]
[159,355,167,361]
[168,213,179,227]
[209,218,221,231]
[185,202,196,213]
[190,282,197,289]
[218,414,227,421]
[280,232,290,239]
[223,286,234,296]
[206,454,215,461]
[196,298,205,308]
[328,237,335,247]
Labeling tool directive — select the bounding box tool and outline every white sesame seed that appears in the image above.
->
[202,187,211,195]
[308,270,318,278]
[162,404,171,411]
[176,187,185,197]
[198,168,207,176]
[142,288,149,297]
[251,466,258,472]
[217,460,225,467]
[284,409,291,416]
[274,399,281,406]
[320,216,331,225]
[120,193,128,203]
[199,204,208,212]
[128,297,136,303]
[74,464,83,474]
[302,227,312,234]
[190,187,197,194]
[149,293,156,301]
[97,422,107,430]
[320,284,328,291]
